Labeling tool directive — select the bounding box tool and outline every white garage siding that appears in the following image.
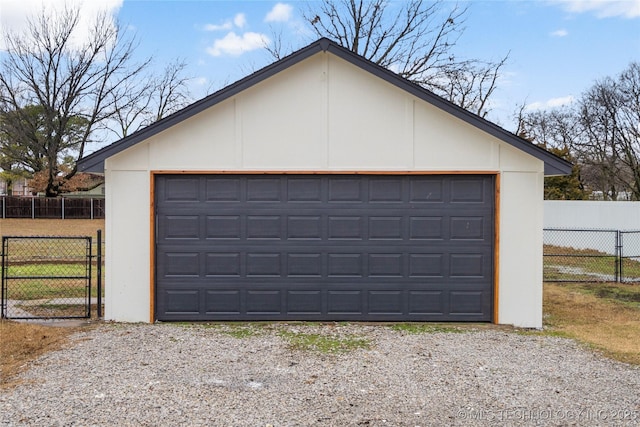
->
[83,40,569,327]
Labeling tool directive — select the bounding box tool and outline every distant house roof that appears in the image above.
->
[77,38,572,176]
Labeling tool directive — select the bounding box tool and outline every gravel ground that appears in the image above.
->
[1,323,639,427]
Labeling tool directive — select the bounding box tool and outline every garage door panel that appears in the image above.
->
[328,290,363,314]
[156,174,494,321]
[369,216,403,239]
[161,215,200,239]
[328,216,366,240]
[408,291,445,314]
[328,253,363,277]
[409,216,444,239]
[450,254,487,278]
[162,252,200,277]
[205,253,241,277]
[246,290,282,314]
[409,178,444,202]
[369,178,403,202]
[205,290,241,314]
[450,217,486,240]
[247,215,282,239]
[164,177,200,202]
[287,216,323,239]
[449,291,486,315]
[328,178,363,201]
[163,290,200,314]
[450,178,486,203]
[205,177,241,201]
[287,253,322,276]
[368,254,403,277]
[287,290,323,314]
[247,178,281,201]
[409,254,445,277]
[246,253,282,276]
[287,178,323,202]
[206,215,241,239]
[368,290,404,314]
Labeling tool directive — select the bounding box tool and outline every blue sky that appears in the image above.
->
[2,0,639,130]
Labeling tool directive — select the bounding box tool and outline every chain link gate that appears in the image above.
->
[620,231,640,283]
[1,236,93,319]
[544,228,640,283]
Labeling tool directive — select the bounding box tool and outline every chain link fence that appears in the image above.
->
[544,228,640,283]
[620,231,640,283]
[1,236,94,319]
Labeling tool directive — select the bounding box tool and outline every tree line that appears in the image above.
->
[1,1,637,200]
[518,62,640,200]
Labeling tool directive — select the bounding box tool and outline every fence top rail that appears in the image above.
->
[1,195,105,199]
[544,228,635,233]
[2,235,91,240]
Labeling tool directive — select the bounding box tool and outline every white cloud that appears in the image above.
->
[550,28,569,37]
[206,32,270,57]
[193,77,208,86]
[265,3,293,22]
[234,13,247,28]
[205,13,247,32]
[0,0,123,50]
[551,0,640,18]
[204,22,233,32]
[526,95,575,110]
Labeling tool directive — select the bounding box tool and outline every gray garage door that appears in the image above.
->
[155,174,494,321]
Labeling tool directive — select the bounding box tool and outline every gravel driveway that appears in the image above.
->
[1,323,639,426]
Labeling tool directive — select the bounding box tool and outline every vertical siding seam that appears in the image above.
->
[323,53,330,168]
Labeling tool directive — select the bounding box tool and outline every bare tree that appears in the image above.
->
[563,67,640,201]
[108,59,191,138]
[0,6,150,196]
[0,6,191,196]
[268,0,508,117]
[435,56,509,118]
[518,62,640,200]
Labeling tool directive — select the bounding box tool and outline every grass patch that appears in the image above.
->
[544,244,640,281]
[389,323,465,334]
[0,320,79,389]
[6,280,89,301]
[219,324,262,338]
[278,330,370,354]
[176,322,268,338]
[543,282,640,365]
[3,263,103,301]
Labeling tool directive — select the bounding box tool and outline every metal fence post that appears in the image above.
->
[1,237,6,318]
[97,229,102,318]
[31,197,35,219]
[87,236,92,318]
[615,231,620,283]
[62,197,65,220]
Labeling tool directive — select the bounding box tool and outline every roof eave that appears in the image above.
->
[77,38,573,176]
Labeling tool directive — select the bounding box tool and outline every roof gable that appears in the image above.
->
[78,38,572,176]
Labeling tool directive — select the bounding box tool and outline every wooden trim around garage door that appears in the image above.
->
[149,170,501,323]
[150,170,500,175]
[150,171,157,323]
[493,173,500,324]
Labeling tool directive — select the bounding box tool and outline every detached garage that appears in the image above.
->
[78,38,571,328]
